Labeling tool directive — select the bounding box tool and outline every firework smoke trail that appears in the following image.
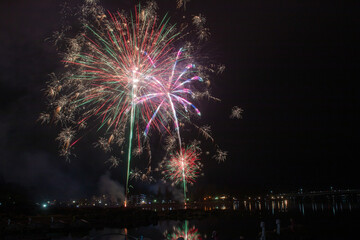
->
[125,67,140,206]
[125,70,136,207]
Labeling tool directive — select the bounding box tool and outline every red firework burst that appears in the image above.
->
[165,146,202,185]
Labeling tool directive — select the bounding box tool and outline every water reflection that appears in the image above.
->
[301,202,305,215]
[233,200,239,210]
[52,197,359,239]
[164,220,201,240]
[241,198,356,216]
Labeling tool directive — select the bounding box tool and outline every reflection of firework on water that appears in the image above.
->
[161,146,202,186]
[214,149,228,163]
[165,221,202,240]
[230,106,244,119]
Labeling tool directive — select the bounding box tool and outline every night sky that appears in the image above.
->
[0,0,359,201]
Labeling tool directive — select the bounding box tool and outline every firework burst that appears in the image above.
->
[214,149,228,163]
[42,2,182,154]
[42,0,224,205]
[106,155,121,168]
[230,106,243,119]
[163,146,202,186]
[42,2,190,200]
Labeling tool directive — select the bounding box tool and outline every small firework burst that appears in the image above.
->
[214,148,227,163]
[198,125,213,141]
[189,139,201,149]
[191,11,210,41]
[217,64,226,74]
[163,146,202,186]
[164,136,177,152]
[56,127,76,158]
[132,146,143,156]
[176,0,191,10]
[94,137,112,152]
[198,27,210,41]
[189,139,202,155]
[192,14,206,27]
[106,156,121,168]
[38,113,51,124]
[230,106,244,119]
[130,168,155,183]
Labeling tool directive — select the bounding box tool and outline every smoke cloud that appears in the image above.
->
[98,172,125,203]
[148,181,184,203]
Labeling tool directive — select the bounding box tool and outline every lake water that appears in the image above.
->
[43,197,360,239]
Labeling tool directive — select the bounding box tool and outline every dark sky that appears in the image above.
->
[0,0,359,201]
